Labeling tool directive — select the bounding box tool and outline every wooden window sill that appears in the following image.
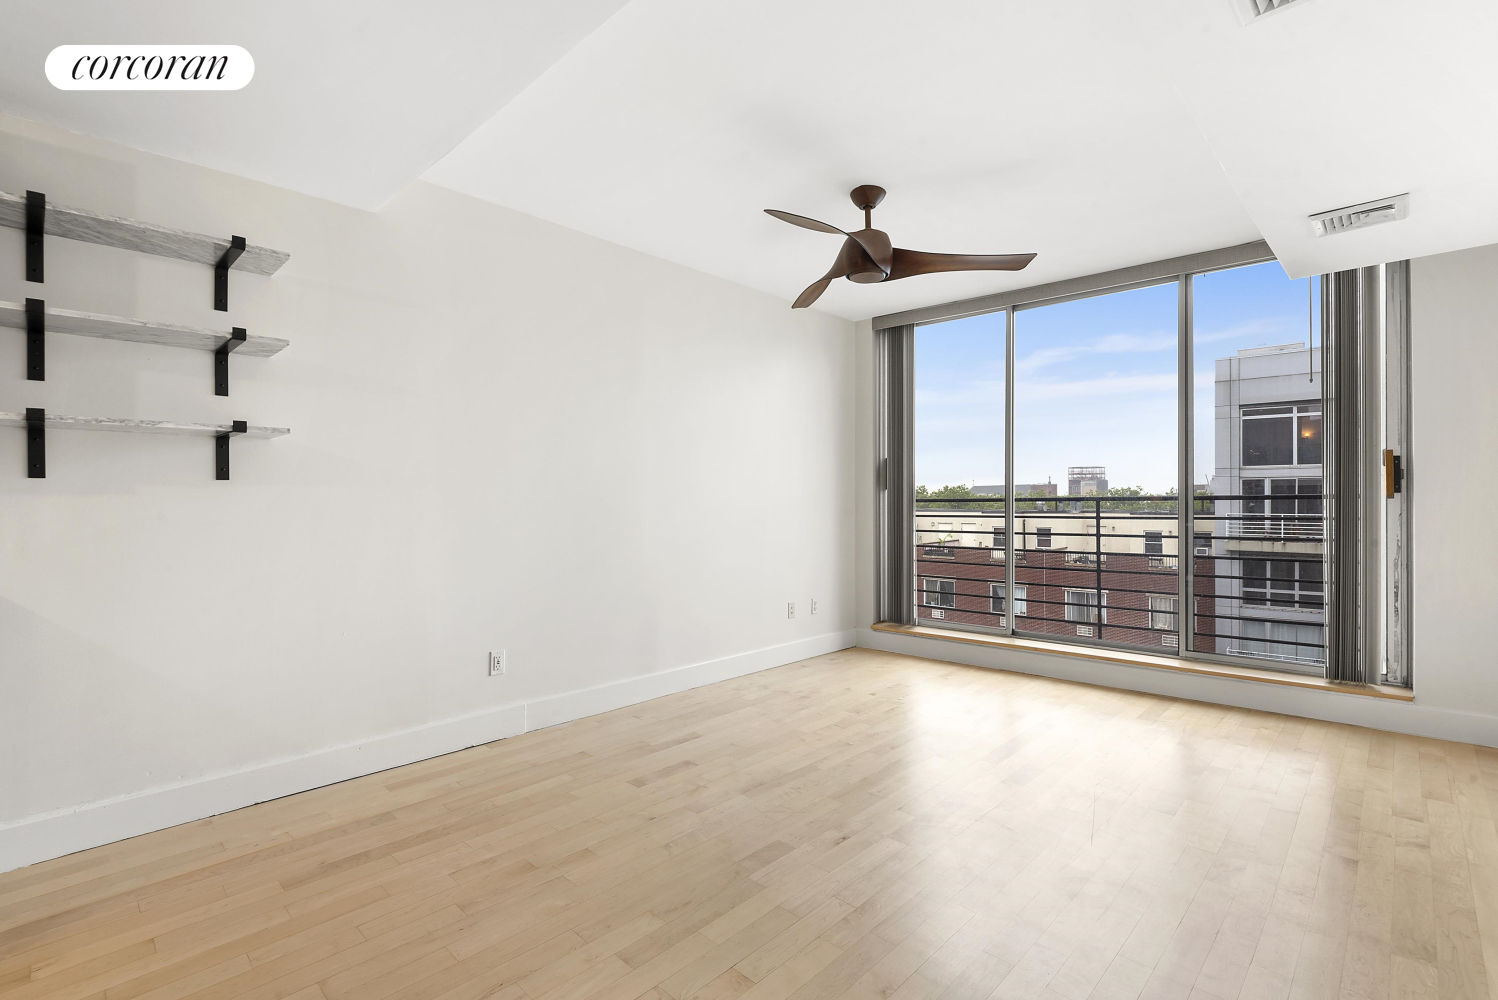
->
[870,622,1415,702]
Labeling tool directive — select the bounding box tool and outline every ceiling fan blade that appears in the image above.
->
[887,249,1037,281]
[791,237,882,309]
[765,209,847,236]
[793,279,833,309]
[848,229,893,276]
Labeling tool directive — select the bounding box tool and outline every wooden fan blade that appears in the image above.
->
[793,279,833,309]
[848,229,893,277]
[887,249,1036,281]
[765,209,846,236]
[791,237,882,308]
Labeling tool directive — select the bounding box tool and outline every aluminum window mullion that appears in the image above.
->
[1004,306,1016,636]
[1178,274,1194,651]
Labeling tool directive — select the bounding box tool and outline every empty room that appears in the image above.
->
[2,2,1497,998]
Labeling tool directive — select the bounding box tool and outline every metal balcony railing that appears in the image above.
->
[911,494,1327,668]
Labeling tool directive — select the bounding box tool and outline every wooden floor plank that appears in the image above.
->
[2,649,1494,1000]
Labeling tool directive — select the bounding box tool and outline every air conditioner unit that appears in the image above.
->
[930,609,944,620]
[1076,625,1093,638]
[1162,634,1179,648]
[1195,545,1211,556]
[1309,194,1409,238]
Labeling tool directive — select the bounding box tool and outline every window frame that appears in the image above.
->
[1064,589,1107,624]
[1242,401,1322,468]
[879,244,1412,688]
[1148,593,1179,632]
[990,582,1028,617]
[920,577,956,609]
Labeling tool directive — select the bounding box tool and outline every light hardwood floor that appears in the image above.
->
[3,648,1497,1000]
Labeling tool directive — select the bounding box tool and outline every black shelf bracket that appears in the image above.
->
[26,407,45,478]
[26,297,44,380]
[215,328,247,396]
[215,420,247,480]
[25,191,45,283]
[214,235,246,311]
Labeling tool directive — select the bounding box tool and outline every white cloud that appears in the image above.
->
[1016,372,1177,401]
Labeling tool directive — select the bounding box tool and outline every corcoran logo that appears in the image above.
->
[46,45,254,90]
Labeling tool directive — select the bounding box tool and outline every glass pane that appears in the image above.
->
[1013,281,1179,650]
[1297,412,1323,464]
[1192,261,1325,672]
[1242,416,1294,465]
[913,312,1006,630]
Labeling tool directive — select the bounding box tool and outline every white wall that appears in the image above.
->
[0,114,859,871]
[855,246,1498,748]
[1406,243,1498,728]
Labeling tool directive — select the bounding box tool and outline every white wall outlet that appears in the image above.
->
[488,650,505,676]
[787,601,796,619]
[810,598,819,615]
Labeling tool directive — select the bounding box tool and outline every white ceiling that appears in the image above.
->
[4,0,1497,316]
[1133,0,1498,280]
[423,0,1264,320]
[0,0,630,210]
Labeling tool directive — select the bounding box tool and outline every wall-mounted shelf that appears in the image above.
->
[0,300,288,354]
[0,299,287,394]
[2,410,289,480]
[1,190,289,310]
[0,411,288,437]
[0,190,289,275]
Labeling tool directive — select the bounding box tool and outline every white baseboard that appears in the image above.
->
[857,628,1498,748]
[525,630,858,731]
[0,630,857,874]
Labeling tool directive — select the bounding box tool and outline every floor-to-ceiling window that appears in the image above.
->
[912,311,1006,628]
[894,245,1410,679]
[1012,283,1180,650]
[1191,262,1325,672]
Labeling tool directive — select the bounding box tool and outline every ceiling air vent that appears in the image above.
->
[1309,194,1410,238]
[1229,0,1313,24]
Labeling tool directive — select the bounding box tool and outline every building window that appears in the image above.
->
[991,583,1028,616]
[993,527,1005,550]
[1144,531,1163,555]
[1064,589,1106,624]
[1229,620,1324,667]
[1194,532,1213,556]
[1035,527,1052,549]
[1148,594,1178,631]
[921,577,956,609]
[1242,478,1322,538]
[1242,558,1323,609]
[1242,402,1321,467]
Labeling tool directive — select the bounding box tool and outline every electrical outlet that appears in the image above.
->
[787,601,795,619]
[488,651,505,676]
[810,598,819,615]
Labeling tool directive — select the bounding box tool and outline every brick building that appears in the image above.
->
[913,507,1219,652]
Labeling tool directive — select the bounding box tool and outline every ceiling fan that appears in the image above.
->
[766,185,1037,309]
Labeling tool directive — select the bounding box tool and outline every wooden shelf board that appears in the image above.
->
[870,621,1415,701]
[0,191,288,276]
[0,300,287,357]
[0,412,288,439]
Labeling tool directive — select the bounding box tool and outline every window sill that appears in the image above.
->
[869,622,1415,702]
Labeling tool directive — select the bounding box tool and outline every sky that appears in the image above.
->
[914,260,1321,493]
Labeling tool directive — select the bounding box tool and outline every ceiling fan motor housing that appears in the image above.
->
[850,185,886,211]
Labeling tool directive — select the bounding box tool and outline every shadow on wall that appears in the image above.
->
[0,596,256,826]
